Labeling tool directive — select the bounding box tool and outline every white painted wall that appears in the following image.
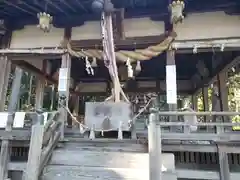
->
[10,25,64,49]
[71,12,240,41]
[71,21,102,40]
[123,17,165,37]
[71,17,165,40]
[176,11,240,40]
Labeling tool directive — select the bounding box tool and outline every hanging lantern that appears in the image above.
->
[37,12,53,32]
[169,0,185,24]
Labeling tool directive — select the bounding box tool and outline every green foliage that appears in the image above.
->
[197,72,239,119]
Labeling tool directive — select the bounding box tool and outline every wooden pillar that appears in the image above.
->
[0,67,23,179]
[50,85,56,110]
[166,50,178,130]
[0,27,12,112]
[217,71,230,180]
[217,71,229,121]
[58,53,71,139]
[191,94,198,111]
[23,114,44,180]
[202,87,209,111]
[211,74,230,180]
[0,56,11,111]
[35,78,45,110]
[202,86,211,121]
[73,97,79,115]
[72,95,80,127]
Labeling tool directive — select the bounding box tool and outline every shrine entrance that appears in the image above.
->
[0,0,239,180]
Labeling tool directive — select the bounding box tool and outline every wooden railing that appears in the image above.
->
[0,110,61,180]
[23,110,61,180]
[148,110,240,180]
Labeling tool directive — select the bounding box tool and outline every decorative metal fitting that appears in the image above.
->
[37,12,53,33]
[169,0,185,24]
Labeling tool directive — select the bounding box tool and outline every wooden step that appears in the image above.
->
[58,139,147,153]
[41,165,177,180]
[50,150,148,168]
[42,139,176,180]
[50,149,175,169]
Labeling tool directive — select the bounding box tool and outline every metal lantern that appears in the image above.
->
[169,0,185,24]
[37,12,53,33]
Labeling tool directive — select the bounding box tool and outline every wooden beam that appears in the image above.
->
[70,32,171,50]
[58,53,71,139]
[0,48,66,54]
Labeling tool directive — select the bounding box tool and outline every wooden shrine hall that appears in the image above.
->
[0,0,239,180]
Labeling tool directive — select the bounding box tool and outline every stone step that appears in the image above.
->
[41,165,177,180]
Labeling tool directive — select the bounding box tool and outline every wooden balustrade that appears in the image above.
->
[23,110,62,180]
[0,110,61,180]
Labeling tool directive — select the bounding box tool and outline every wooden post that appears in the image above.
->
[148,108,161,180]
[217,71,229,122]
[202,86,211,121]
[7,67,23,112]
[27,75,33,105]
[58,53,71,139]
[191,94,198,111]
[0,114,14,179]
[202,86,212,132]
[211,73,230,180]
[72,94,80,127]
[0,56,11,111]
[35,78,45,110]
[23,113,44,180]
[166,50,178,131]
[0,67,23,179]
